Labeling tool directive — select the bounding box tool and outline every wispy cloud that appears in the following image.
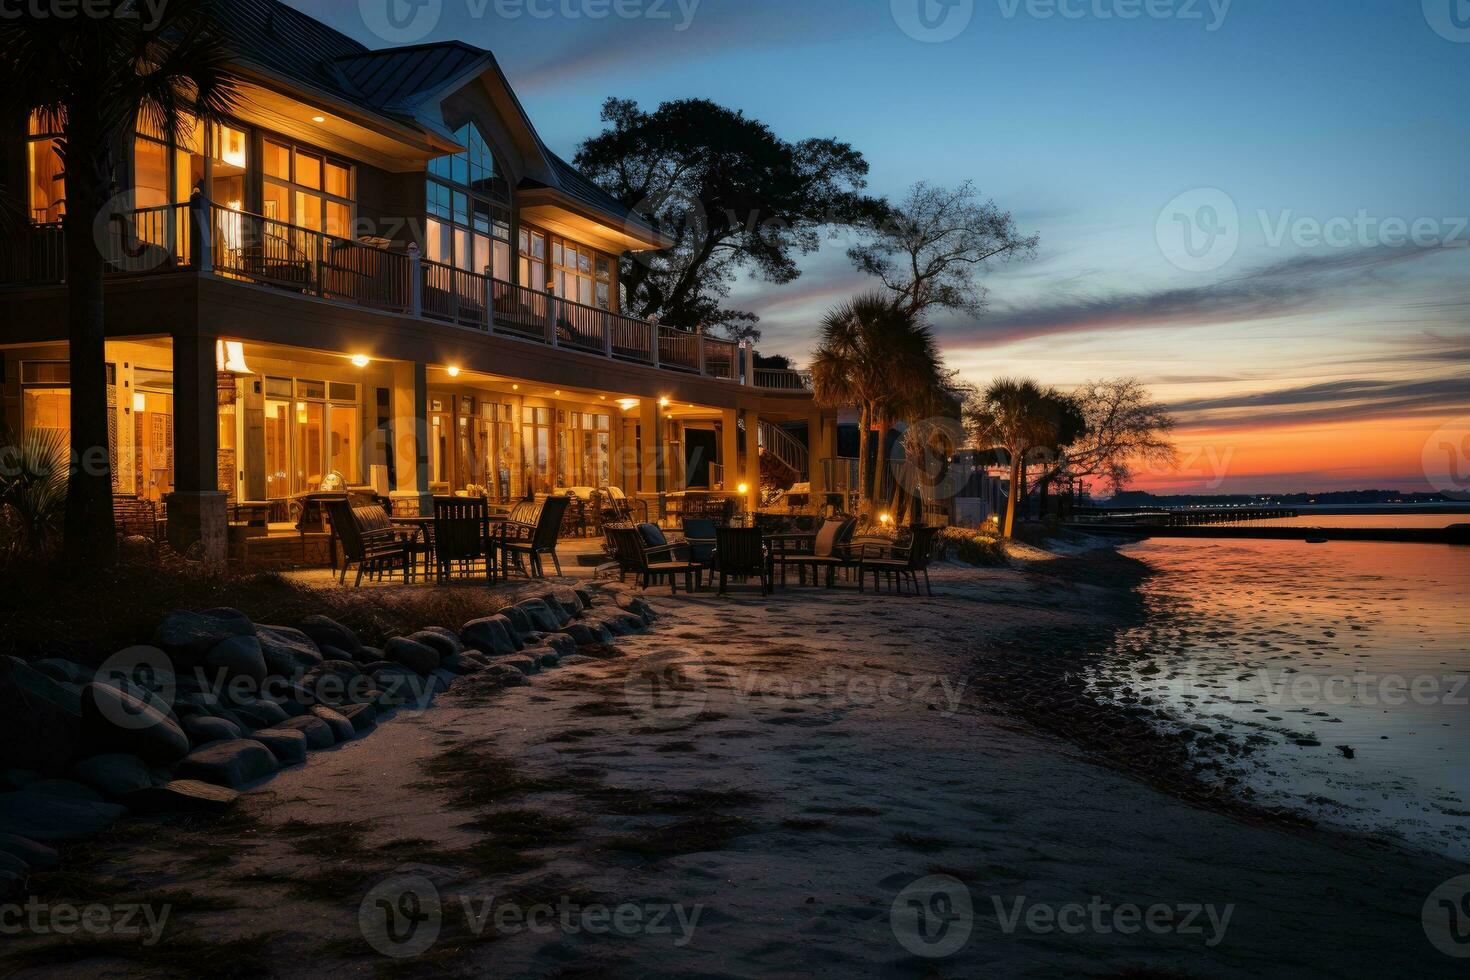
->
[1167,375,1470,429]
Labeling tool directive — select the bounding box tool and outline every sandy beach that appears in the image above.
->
[3,548,1461,979]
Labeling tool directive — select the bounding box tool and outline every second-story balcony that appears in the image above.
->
[6,200,768,387]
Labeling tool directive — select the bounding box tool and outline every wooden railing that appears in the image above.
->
[2,201,808,390]
[759,420,810,481]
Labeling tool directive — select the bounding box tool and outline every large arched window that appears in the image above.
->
[425,123,511,279]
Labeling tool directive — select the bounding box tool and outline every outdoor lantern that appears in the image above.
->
[215,340,251,375]
[350,354,370,368]
[738,483,750,495]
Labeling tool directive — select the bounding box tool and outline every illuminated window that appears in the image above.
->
[425,123,510,275]
[27,111,66,223]
[262,138,354,238]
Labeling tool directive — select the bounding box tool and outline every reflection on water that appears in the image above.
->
[1094,522,1470,858]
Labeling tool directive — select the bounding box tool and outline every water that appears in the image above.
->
[1092,514,1470,858]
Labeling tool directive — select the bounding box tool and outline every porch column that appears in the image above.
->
[807,409,829,494]
[167,332,227,562]
[719,408,739,493]
[389,360,432,516]
[742,409,761,515]
[638,397,663,499]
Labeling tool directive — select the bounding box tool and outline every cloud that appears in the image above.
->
[1166,375,1470,429]
[936,245,1462,347]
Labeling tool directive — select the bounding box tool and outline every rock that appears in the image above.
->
[0,657,84,773]
[539,633,578,658]
[550,590,583,617]
[71,753,154,797]
[182,714,242,747]
[0,833,58,870]
[461,616,519,656]
[229,698,290,730]
[496,606,533,636]
[384,637,439,676]
[558,654,601,667]
[412,628,461,660]
[574,587,594,608]
[444,653,486,676]
[485,655,538,676]
[623,597,657,623]
[264,695,309,718]
[359,647,384,664]
[518,598,568,629]
[337,703,377,734]
[153,608,254,665]
[25,779,103,801]
[124,779,238,815]
[30,659,88,684]
[175,739,278,788]
[256,626,324,677]
[80,682,189,766]
[374,668,430,708]
[298,615,362,658]
[0,770,39,791]
[277,715,335,749]
[204,635,268,687]
[0,791,126,842]
[593,612,645,637]
[249,729,309,765]
[534,652,561,670]
[556,623,603,647]
[310,706,356,742]
[479,664,529,687]
[429,668,459,694]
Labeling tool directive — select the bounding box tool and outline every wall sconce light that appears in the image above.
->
[658,396,670,408]
[737,483,750,495]
[132,392,146,413]
[447,365,461,378]
[350,354,370,368]
[616,398,639,412]
[215,340,252,375]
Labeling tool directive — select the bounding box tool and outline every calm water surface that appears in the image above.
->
[1092,514,1470,858]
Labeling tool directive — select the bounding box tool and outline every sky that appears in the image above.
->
[296,0,1469,495]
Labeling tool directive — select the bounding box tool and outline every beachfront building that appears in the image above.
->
[0,1,827,561]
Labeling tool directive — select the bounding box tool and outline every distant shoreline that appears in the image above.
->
[1069,524,1469,544]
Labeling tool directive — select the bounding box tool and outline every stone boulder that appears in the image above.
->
[228,698,290,730]
[309,706,356,742]
[592,612,645,637]
[574,587,594,608]
[485,654,538,676]
[182,714,242,747]
[0,657,84,773]
[517,598,566,631]
[0,833,58,870]
[176,739,278,788]
[384,637,439,676]
[461,616,519,656]
[412,628,461,660]
[0,791,126,842]
[153,608,254,666]
[30,659,88,685]
[549,590,583,617]
[123,779,238,815]
[250,729,309,765]
[336,703,378,734]
[70,753,154,798]
[495,605,534,636]
[204,634,268,687]
[26,778,102,801]
[277,715,335,750]
[80,682,189,766]
[256,626,324,677]
[298,615,362,658]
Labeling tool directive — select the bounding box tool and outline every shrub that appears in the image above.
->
[0,427,69,563]
[938,526,1007,566]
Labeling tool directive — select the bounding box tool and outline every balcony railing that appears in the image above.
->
[2,200,773,388]
[754,368,813,390]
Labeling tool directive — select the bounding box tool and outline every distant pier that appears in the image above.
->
[1071,507,1299,527]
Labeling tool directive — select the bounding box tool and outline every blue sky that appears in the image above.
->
[296,0,1470,492]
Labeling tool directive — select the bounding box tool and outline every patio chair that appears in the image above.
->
[683,495,736,525]
[601,485,648,524]
[770,516,858,588]
[502,494,570,578]
[606,524,702,595]
[432,496,496,583]
[326,498,414,587]
[858,525,942,596]
[113,495,159,542]
[711,526,772,595]
[600,521,640,581]
[680,517,719,567]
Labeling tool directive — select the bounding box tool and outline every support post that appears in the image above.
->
[742,409,762,516]
[407,243,422,318]
[719,408,739,493]
[807,410,828,494]
[484,266,496,334]
[189,189,212,273]
[389,360,432,516]
[650,319,660,368]
[639,397,664,497]
[167,332,226,562]
[696,325,706,375]
[547,293,558,347]
[743,342,756,388]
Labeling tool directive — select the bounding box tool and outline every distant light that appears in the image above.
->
[311,115,326,123]
[879,512,893,525]
[512,384,519,390]
[616,398,639,411]
[554,390,561,396]
[737,483,750,495]
[658,396,670,408]
[350,354,370,368]
[447,365,461,378]
[132,392,146,413]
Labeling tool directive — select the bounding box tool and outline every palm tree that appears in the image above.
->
[968,378,1069,538]
[810,293,939,512]
[0,1,238,567]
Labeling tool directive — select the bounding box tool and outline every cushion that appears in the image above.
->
[814,519,845,557]
[637,523,667,547]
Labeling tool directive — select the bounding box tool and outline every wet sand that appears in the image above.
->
[3,551,1461,978]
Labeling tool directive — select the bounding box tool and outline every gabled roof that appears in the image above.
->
[520,152,663,244]
[333,41,492,114]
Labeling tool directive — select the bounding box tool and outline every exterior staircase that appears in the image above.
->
[757,420,809,488]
